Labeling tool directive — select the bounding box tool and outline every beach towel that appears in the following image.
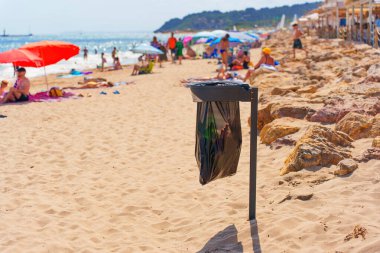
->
[57,71,93,79]
[29,91,76,102]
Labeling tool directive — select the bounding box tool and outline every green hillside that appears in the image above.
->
[155,2,321,32]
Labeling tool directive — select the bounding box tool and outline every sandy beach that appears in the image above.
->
[0,34,379,253]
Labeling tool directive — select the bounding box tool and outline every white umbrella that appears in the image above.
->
[229,32,258,42]
[193,31,215,39]
[211,30,229,37]
[131,44,163,55]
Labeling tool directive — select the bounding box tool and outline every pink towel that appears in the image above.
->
[29,91,76,102]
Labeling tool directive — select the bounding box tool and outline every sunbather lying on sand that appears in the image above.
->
[243,47,277,83]
[180,69,244,85]
[64,81,135,90]
[78,77,107,84]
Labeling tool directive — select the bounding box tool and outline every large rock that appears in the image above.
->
[270,104,315,120]
[281,126,353,175]
[271,86,300,96]
[373,137,380,148]
[334,159,358,176]
[362,63,380,83]
[308,96,380,124]
[355,148,380,162]
[335,112,376,140]
[260,121,300,144]
[257,103,315,130]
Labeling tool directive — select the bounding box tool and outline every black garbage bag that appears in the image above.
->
[195,101,242,185]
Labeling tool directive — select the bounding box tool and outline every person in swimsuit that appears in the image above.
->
[1,68,31,103]
[220,34,230,70]
[112,47,118,63]
[83,47,88,60]
[242,51,250,69]
[244,47,276,83]
[292,23,308,58]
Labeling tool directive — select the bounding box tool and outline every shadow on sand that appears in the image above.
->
[197,221,262,253]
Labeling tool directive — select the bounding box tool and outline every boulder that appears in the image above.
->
[334,159,358,176]
[353,67,367,78]
[311,52,342,62]
[271,86,300,96]
[260,121,300,144]
[363,63,380,83]
[355,148,380,162]
[296,85,319,94]
[270,104,315,120]
[257,103,315,130]
[335,112,373,140]
[373,137,380,148]
[281,125,353,175]
[308,96,380,124]
[270,136,297,150]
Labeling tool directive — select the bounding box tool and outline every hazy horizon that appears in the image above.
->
[1,0,317,35]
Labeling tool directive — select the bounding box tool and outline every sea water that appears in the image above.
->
[0,31,169,81]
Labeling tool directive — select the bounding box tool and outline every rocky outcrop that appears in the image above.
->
[355,148,380,162]
[270,86,299,96]
[361,63,380,83]
[281,126,353,175]
[308,96,380,124]
[260,121,300,145]
[311,52,342,62]
[373,137,380,148]
[335,112,378,140]
[334,159,358,176]
[257,103,316,130]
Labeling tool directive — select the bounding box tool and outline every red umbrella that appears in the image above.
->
[0,48,44,67]
[20,41,80,89]
[20,41,80,66]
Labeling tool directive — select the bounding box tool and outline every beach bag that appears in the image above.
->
[195,101,242,185]
[49,87,64,97]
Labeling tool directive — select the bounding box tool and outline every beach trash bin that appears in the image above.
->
[189,81,250,185]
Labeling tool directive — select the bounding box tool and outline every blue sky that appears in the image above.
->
[0,0,317,34]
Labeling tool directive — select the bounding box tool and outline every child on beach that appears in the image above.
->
[292,23,308,58]
[220,34,230,70]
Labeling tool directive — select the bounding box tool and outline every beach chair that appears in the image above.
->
[138,61,155,75]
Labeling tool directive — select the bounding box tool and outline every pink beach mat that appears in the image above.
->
[29,91,76,102]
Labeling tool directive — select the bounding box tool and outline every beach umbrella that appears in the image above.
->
[0,48,44,67]
[195,38,211,44]
[211,30,229,37]
[183,36,193,46]
[131,44,163,55]
[228,32,258,42]
[245,33,260,40]
[209,37,242,47]
[193,31,215,39]
[20,41,80,89]
[20,41,80,66]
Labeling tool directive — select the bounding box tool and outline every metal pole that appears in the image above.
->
[352,5,355,41]
[249,87,258,221]
[369,0,373,46]
[360,4,363,42]
[336,6,340,38]
[43,66,49,91]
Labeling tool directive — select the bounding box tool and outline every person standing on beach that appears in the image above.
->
[292,23,308,58]
[220,34,230,70]
[101,52,107,72]
[112,47,117,64]
[176,38,184,65]
[83,47,89,60]
[167,32,177,64]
